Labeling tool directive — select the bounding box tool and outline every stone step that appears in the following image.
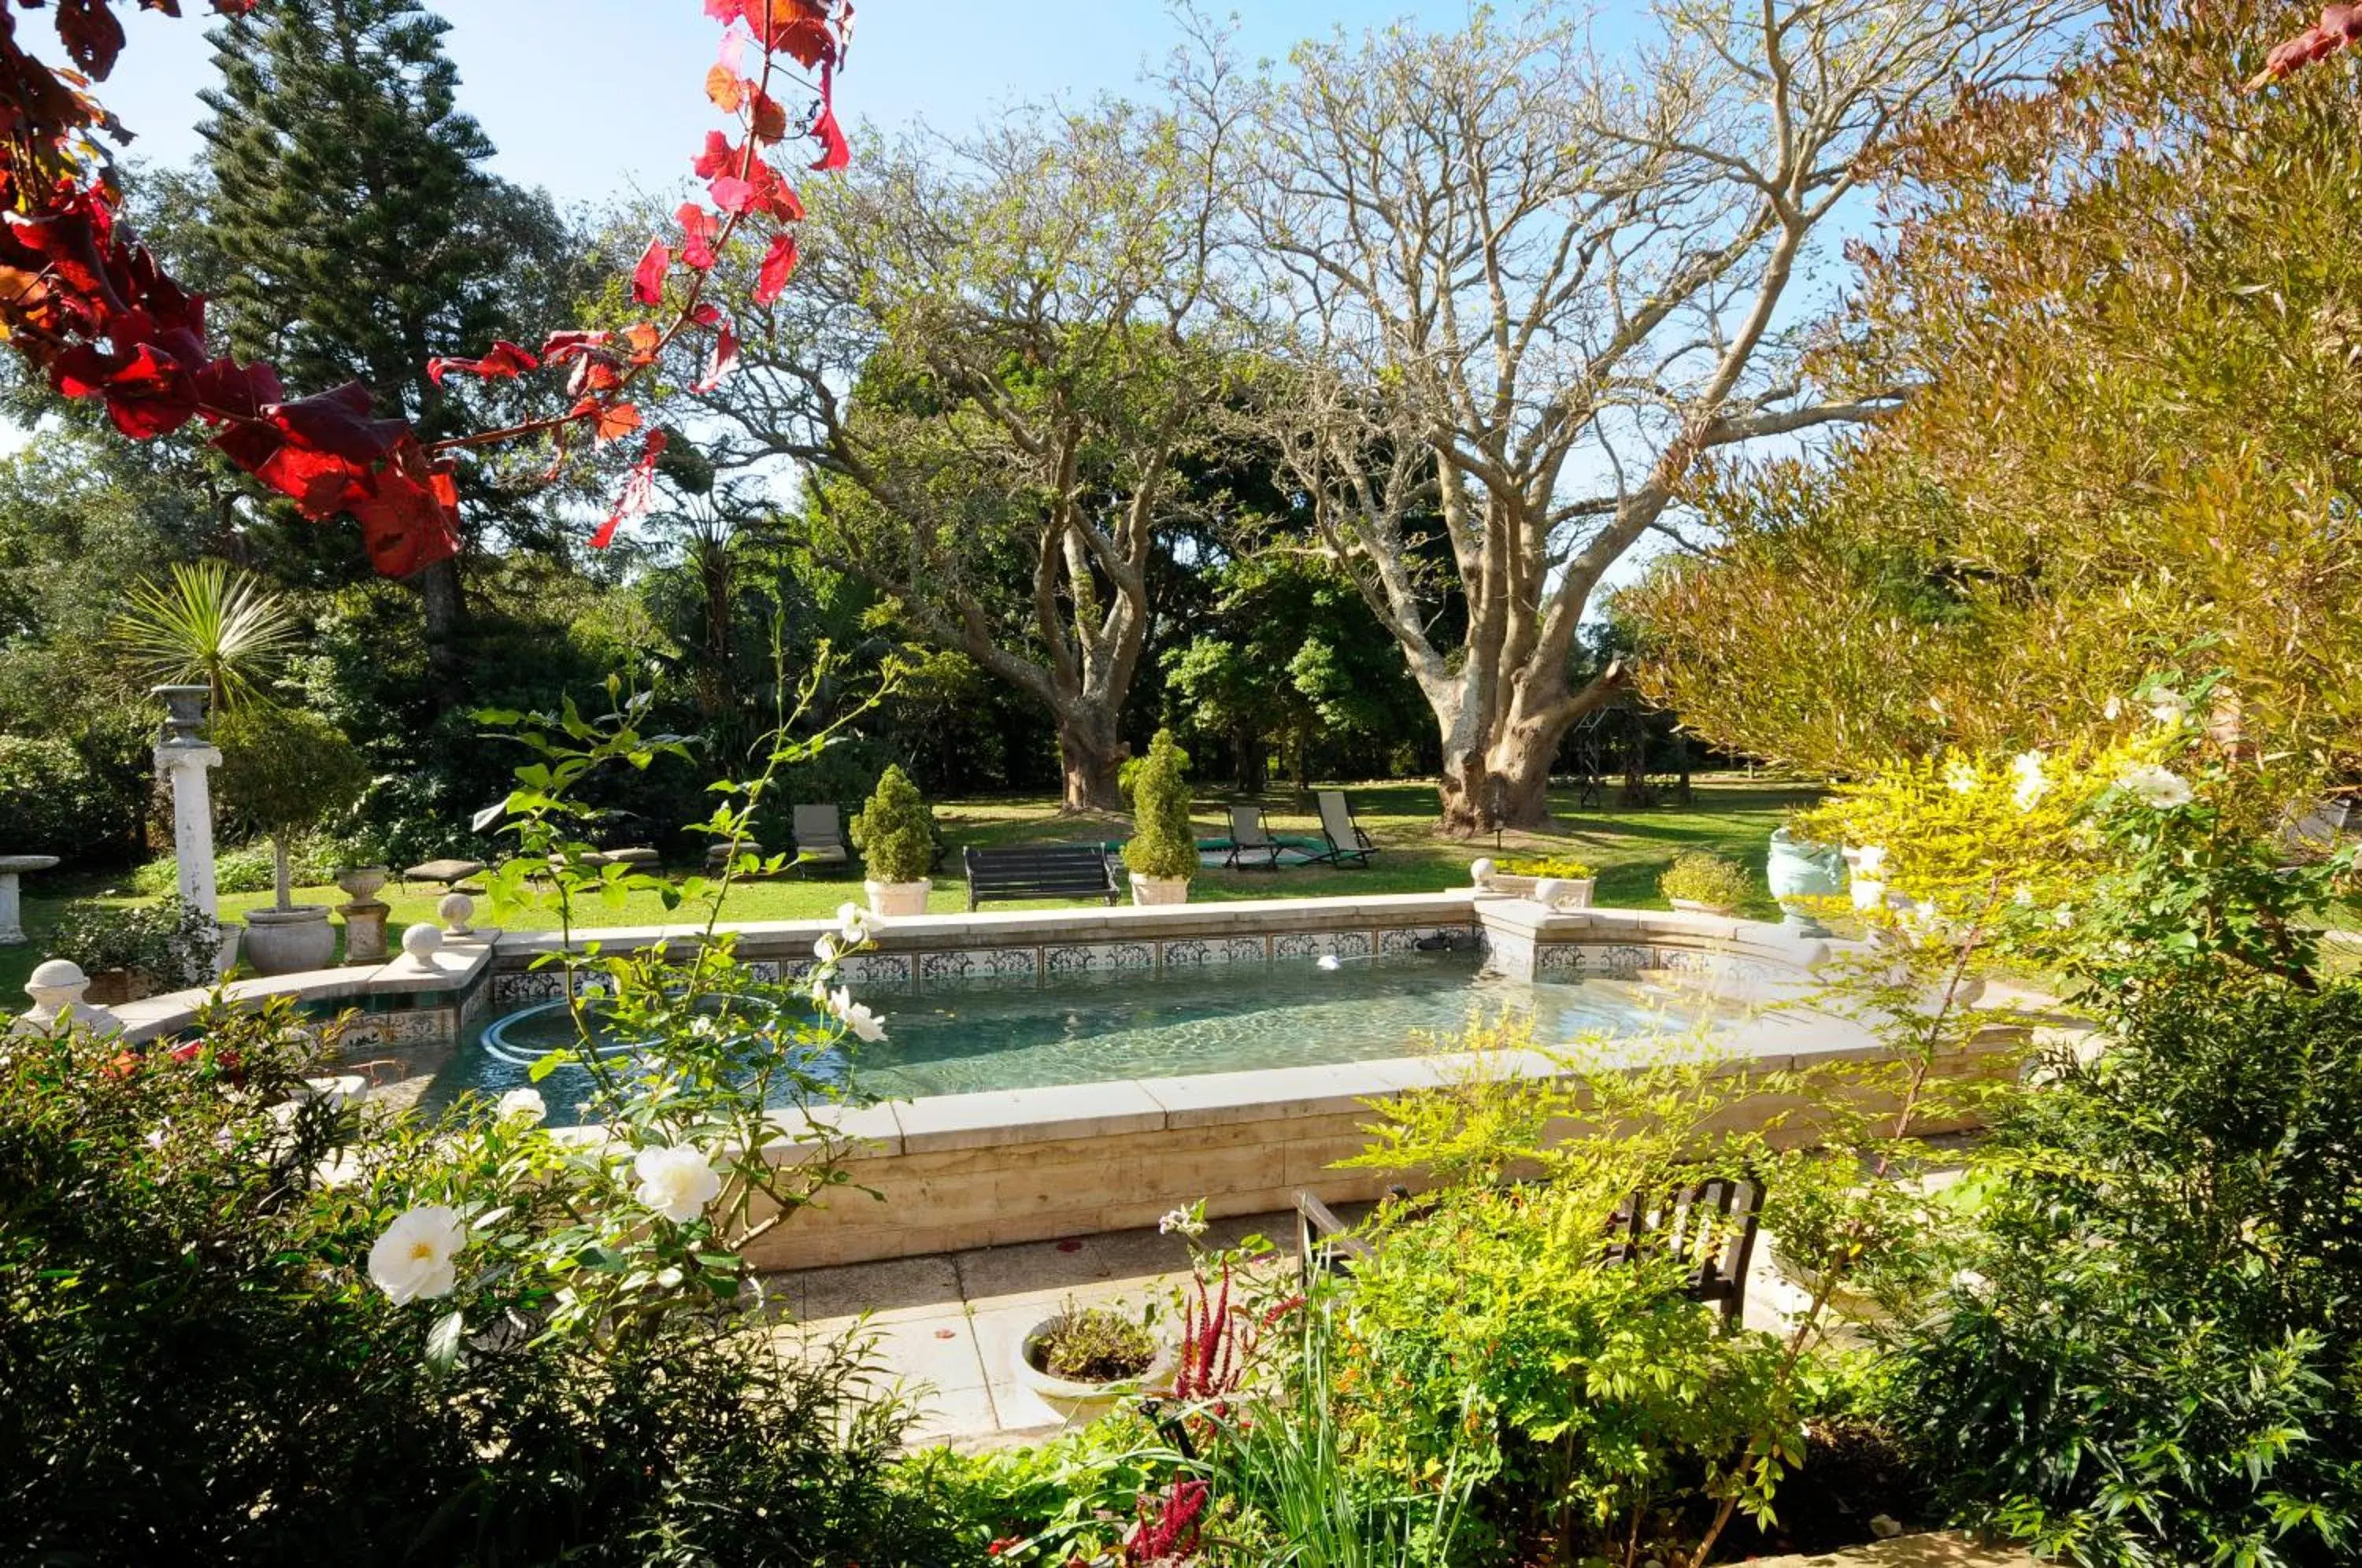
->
[1738,1533,2034,1567]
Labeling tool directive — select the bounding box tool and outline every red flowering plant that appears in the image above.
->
[0,0,848,575]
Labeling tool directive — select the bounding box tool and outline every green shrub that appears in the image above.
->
[131,835,344,899]
[1883,974,2362,1566]
[0,734,131,864]
[1122,729,1197,881]
[1031,1300,1157,1382]
[1495,853,1596,880]
[850,764,935,883]
[215,706,368,909]
[1660,849,1753,908]
[42,896,217,988]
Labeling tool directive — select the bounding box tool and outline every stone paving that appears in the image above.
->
[763,1200,1839,1450]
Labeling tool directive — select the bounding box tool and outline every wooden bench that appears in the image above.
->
[962,842,1120,912]
[1297,1174,1765,1326]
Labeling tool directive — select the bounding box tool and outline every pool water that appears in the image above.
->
[429,951,1777,1123]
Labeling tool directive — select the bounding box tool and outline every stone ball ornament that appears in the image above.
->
[400,923,445,965]
[437,893,476,935]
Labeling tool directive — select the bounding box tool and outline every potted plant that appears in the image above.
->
[1122,730,1196,906]
[214,705,368,974]
[1479,855,1597,908]
[1013,1297,1172,1426]
[1659,850,1753,916]
[45,896,220,1004]
[850,764,935,918]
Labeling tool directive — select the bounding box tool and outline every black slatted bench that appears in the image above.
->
[962,842,1120,912]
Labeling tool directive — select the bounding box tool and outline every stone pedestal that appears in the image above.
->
[12,959,122,1038]
[342,900,391,965]
[0,854,59,946]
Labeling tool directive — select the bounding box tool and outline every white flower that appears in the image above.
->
[2116,762,2194,811]
[826,986,887,1043]
[813,934,842,963]
[1157,1206,1207,1239]
[1943,759,1979,794]
[2010,751,2049,812]
[1952,1268,1995,1301]
[1852,845,1887,877]
[2147,688,2191,727]
[495,1088,546,1125]
[2103,695,2123,721]
[835,902,871,944]
[368,1206,468,1304]
[2055,905,2075,928]
[632,1145,721,1225]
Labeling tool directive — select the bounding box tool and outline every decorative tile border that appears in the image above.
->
[1044,941,1157,976]
[341,1008,457,1048]
[1274,930,1374,961]
[1378,924,1481,956]
[918,947,1042,984]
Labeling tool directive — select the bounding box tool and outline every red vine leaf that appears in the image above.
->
[631,237,670,306]
[692,317,739,393]
[754,233,799,304]
[589,428,669,549]
[428,339,539,386]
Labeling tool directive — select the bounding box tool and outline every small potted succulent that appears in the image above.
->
[1122,730,1196,906]
[851,764,935,918]
[1659,851,1753,916]
[1479,854,1597,908]
[1013,1297,1171,1425]
[215,705,368,974]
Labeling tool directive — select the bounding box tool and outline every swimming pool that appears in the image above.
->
[424,949,1787,1124]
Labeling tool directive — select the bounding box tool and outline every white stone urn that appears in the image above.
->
[864,878,931,919]
[1129,873,1190,907]
[242,905,337,975]
[1013,1316,1175,1428]
[335,866,389,902]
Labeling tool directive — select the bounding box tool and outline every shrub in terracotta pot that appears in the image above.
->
[1122,730,1195,906]
[1659,851,1753,916]
[215,705,367,975]
[850,764,935,918]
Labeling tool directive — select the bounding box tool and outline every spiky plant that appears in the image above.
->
[111,560,300,711]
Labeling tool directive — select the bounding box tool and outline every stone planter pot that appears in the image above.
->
[1129,872,1190,907]
[83,967,154,1007]
[1521,875,1596,911]
[335,865,390,901]
[243,905,338,975]
[1668,897,1738,918]
[1013,1320,1175,1427]
[215,921,243,978]
[864,878,931,919]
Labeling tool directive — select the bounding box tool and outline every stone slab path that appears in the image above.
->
[1745,1534,2035,1566]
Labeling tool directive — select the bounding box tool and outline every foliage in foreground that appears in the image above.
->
[1883,974,2362,1568]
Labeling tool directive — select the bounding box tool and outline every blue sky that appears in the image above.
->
[91,2,1496,204]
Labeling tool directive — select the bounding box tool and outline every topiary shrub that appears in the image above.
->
[214,706,368,911]
[1659,850,1753,909]
[1496,854,1596,881]
[0,734,128,864]
[850,764,935,885]
[1123,730,1198,881]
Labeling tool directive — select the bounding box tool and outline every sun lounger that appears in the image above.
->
[1312,790,1379,868]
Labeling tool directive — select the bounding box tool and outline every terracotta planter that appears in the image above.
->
[1013,1319,1175,1427]
[1129,873,1190,907]
[864,878,931,919]
[243,905,338,975]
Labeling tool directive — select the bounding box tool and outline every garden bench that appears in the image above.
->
[961,843,1120,912]
[1297,1174,1764,1326]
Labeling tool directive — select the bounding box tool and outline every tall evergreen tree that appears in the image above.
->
[185,0,582,653]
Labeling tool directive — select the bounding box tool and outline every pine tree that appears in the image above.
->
[187,0,581,649]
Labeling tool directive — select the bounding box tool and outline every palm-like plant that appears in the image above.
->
[111,561,300,710]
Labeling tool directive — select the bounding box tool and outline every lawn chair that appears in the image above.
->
[1313,790,1379,869]
[792,804,850,875]
[1224,804,1283,871]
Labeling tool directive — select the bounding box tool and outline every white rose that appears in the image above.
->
[2116,762,2193,811]
[495,1088,546,1124]
[827,986,887,1043]
[2010,751,2049,812]
[368,1205,468,1304]
[633,1145,721,1224]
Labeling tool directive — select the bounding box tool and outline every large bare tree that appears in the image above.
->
[687,105,1228,812]
[1201,1,2081,832]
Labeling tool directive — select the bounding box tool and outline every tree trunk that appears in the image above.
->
[273,834,294,912]
[1057,718,1126,813]
[417,557,465,678]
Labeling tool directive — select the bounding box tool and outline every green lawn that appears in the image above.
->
[2,774,1817,1001]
